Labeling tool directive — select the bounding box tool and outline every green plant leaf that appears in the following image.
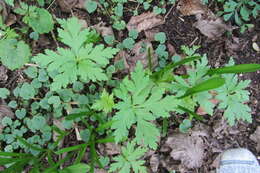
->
[240,5,250,21]
[178,77,225,99]
[15,108,26,119]
[154,32,166,44]
[4,0,14,6]
[33,17,118,91]
[112,62,180,149]
[55,144,87,155]
[151,56,201,83]
[216,74,252,126]
[123,38,135,49]
[109,141,147,173]
[59,163,90,173]
[0,88,10,99]
[179,119,192,133]
[85,0,98,13]
[207,64,260,75]
[19,82,36,100]
[114,3,123,17]
[0,39,30,70]
[48,96,61,108]
[27,7,54,34]
[92,90,115,113]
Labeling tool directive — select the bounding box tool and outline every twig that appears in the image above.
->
[47,0,56,10]
[164,5,174,22]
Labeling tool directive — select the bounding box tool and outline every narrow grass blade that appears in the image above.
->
[151,56,201,82]
[178,106,204,121]
[74,144,88,164]
[66,111,94,120]
[16,136,46,152]
[207,64,260,75]
[96,136,115,143]
[178,77,225,99]
[0,152,31,157]
[55,143,87,155]
[96,120,115,132]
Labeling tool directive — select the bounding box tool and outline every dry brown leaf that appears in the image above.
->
[150,154,159,172]
[165,133,205,168]
[194,17,230,39]
[127,12,164,32]
[250,126,260,152]
[0,1,8,22]
[105,142,121,155]
[0,66,8,83]
[94,169,107,173]
[125,40,158,71]
[177,0,208,16]
[5,14,16,27]
[92,22,114,37]
[144,28,160,41]
[56,0,78,12]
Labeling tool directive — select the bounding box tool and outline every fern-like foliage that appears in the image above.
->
[33,17,118,91]
[214,59,252,125]
[92,89,115,113]
[112,62,179,149]
[172,55,215,115]
[216,73,251,126]
[109,141,147,173]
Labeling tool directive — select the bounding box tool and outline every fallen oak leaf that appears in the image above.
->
[165,133,205,169]
[127,12,164,32]
[194,16,231,39]
[177,0,208,16]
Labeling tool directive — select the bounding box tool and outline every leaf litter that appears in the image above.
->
[177,0,231,39]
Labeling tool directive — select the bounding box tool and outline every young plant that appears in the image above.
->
[14,2,54,34]
[218,0,259,32]
[0,39,31,70]
[112,62,180,149]
[33,17,119,91]
[109,141,147,173]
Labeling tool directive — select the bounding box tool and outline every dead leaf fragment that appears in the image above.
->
[125,40,158,71]
[194,17,230,39]
[165,133,205,168]
[177,0,208,16]
[92,22,114,37]
[105,142,121,155]
[144,28,160,41]
[150,154,160,172]
[0,66,8,83]
[252,42,260,52]
[56,0,78,12]
[127,12,164,32]
[250,126,260,152]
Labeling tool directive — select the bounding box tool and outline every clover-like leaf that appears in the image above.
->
[0,39,30,70]
[27,7,54,34]
[0,88,10,99]
[19,83,36,100]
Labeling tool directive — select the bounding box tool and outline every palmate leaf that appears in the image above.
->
[109,141,147,173]
[33,17,118,91]
[216,74,252,126]
[112,62,179,149]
